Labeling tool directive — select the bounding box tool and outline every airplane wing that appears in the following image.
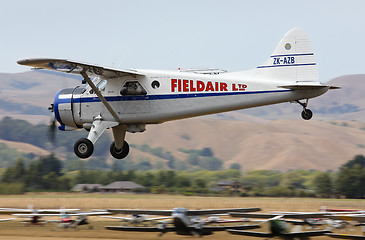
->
[0,218,15,222]
[203,224,260,232]
[186,208,261,216]
[326,233,365,239]
[0,208,77,214]
[326,214,365,223]
[227,229,330,238]
[227,229,274,238]
[13,211,110,218]
[284,230,331,238]
[17,58,145,78]
[230,212,280,218]
[230,212,327,220]
[70,211,111,216]
[101,216,133,221]
[13,213,64,217]
[105,225,176,232]
[107,209,173,216]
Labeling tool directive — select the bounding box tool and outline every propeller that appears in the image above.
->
[158,222,168,236]
[48,103,57,143]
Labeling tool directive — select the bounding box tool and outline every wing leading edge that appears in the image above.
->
[17,58,144,78]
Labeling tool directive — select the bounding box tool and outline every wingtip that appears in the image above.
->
[17,59,29,65]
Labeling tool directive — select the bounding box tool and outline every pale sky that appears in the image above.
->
[1,0,364,82]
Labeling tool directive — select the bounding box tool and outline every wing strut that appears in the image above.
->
[80,71,120,122]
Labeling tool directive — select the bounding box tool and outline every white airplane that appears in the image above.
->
[231,212,354,230]
[13,211,110,228]
[17,28,338,159]
[227,218,331,240]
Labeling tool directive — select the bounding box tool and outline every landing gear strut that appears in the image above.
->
[296,99,313,120]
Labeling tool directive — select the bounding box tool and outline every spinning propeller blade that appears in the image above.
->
[48,103,57,143]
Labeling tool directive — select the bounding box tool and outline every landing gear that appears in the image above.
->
[296,99,313,120]
[73,119,129,159]
[110,141,130,159]
[74,138,94,159]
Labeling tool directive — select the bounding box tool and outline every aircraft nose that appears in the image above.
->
[53,90,63,126]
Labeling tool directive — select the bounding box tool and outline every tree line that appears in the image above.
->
[0,117,227,171]
[1,154,365,198]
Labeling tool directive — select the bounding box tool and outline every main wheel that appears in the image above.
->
[301,109,313,120]
[74,138,94,159]
[110,141,129,159]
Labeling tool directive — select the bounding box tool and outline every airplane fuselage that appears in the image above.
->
[54,69,328,132]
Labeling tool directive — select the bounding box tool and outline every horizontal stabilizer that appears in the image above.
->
[279,84,340,90]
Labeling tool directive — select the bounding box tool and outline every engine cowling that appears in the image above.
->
[54,87,83,131]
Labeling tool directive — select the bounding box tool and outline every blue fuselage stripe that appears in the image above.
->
[55,89,292,104]
[270,53,314,58]
[257,63,316,69]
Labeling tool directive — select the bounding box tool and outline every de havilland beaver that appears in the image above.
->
[17,28,338,159]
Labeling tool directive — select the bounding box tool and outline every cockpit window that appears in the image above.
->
[173,208,187,214]
[96,79,107,92]
[89,78,107,94]
[120,81,147,95]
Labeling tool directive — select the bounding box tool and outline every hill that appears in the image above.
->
[0,70,81,123]
[126,118,365,171]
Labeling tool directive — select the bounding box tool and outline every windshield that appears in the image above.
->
[87,77,107,94]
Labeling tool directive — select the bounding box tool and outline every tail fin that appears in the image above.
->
[255,28,318,83]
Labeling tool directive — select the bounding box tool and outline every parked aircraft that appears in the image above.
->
[13,211,110,228]
[17,28,338,159]
[227,216,330,239]
[105,207,260,236]
[0,206,80,225]
[230,212,351,229]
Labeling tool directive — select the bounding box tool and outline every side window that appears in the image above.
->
[120,81,147,95]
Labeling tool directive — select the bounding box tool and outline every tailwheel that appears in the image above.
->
[110,140,129,159]
[74,138,94,159]
[301,109,313,120]
[296,99,313,121]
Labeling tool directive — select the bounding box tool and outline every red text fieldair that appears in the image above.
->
[171,79,247,92]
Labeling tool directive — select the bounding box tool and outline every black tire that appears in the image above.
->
[110,141,129,159]
[74,138,94,159]
[301,109,313,120]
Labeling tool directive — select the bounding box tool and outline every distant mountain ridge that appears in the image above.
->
[0,71,362,121]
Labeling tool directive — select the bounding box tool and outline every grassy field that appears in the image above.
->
[0,193,364,239]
